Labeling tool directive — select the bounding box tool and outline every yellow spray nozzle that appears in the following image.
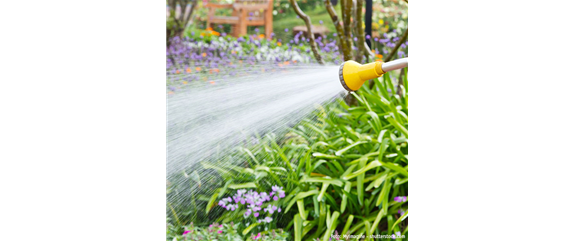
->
[339,61,385,91]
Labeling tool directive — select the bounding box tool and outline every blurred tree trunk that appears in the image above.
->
[324,0,351,61]
[167,0,197,46]
[289,0,324,65]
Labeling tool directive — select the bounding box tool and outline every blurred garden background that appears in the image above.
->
[166,0,408,240]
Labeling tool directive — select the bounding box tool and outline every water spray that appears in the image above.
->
[339,57,408,91]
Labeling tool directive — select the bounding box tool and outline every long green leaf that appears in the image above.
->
[364,221,372,241]
[285,189,319,212]
[335,141,368,156]
[206,188,220,214]
[341,181,351,213]
[385,115,408,138]
[243,223,260,236]
[343,160,383,180]
[228,182,257,189]
[390,210,408,232]
[370,206,388,234]
[312,152,342,160]
[301,176,344,187]
[376,176,392,208]
[380,162,408,177]
[294,214,302,241]
[242,148,260,166]
[297,199,308,220]
[317,183,330,202]
[342,215,354,236]
[323,211,340,241]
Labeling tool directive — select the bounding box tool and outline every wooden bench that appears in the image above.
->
[206,0,274,39]
[293,25,329,40]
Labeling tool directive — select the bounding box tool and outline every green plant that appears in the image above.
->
[200,69,408,240]
[282,70,408,241]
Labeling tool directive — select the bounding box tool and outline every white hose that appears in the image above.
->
[381,58,408,72]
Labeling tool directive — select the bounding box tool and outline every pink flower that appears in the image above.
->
[182,230,191,235]
[218,230,223,234]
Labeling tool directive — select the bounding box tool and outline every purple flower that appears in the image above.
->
[223,203,238,211]
[260,192,270,201]
[366,35,371,39]
[244,209,252,217]
[319,20,324,24]
[264,205,273,214]
[284,28,289,32]
[273,196,278,201]
[254,212,259,217]
[393,196,407,202]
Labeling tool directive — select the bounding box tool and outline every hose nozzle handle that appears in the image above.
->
[339,57,408,92]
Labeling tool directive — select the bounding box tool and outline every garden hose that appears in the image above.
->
[339,57,408,91]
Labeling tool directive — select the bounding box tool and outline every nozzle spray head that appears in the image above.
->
[339,58,408,91]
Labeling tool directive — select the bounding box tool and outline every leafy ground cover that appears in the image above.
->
[167,64,408,240]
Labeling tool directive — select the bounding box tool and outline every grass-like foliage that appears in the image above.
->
[167,69,408,241]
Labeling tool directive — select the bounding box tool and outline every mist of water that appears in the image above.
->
[166,64,346,221]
